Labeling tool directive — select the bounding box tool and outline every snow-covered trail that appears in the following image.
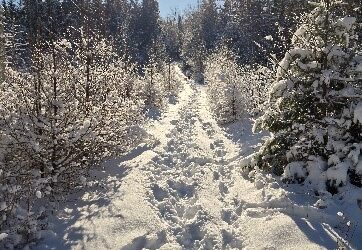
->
[140,82,244,249]
[36,71,338,250]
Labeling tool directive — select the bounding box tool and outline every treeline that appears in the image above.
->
[181,0,360,80]
[195,0,360,59]
[179,0,309,80]
[2,0,177,68]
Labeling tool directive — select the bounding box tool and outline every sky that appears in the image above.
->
[158,0,199,17]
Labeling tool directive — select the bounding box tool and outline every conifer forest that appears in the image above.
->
[0,0,361,249]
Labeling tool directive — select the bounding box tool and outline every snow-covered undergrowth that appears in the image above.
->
[205,47,273,124]
[0,38,182,249]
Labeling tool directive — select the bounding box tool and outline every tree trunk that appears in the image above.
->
[0,6,5,83]
[51,43,57,174]
[35,56,44,178]
[168,61,171,92]
[86,53,91,103]
[150,67,153,104]
[322,0,330,118]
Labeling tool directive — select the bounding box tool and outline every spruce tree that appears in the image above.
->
[254,0,361,193]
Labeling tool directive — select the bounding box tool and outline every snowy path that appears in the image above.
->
[36,72,342,250]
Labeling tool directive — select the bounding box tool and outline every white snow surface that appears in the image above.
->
[353,102,362,125]
[33,69,362,250]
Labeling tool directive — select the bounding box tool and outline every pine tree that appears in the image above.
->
[254,0,361,193]
[137,39,167,108]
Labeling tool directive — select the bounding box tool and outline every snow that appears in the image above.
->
[277,48,312,80]
[292,26,306,44]
[0,202,6,211]
[326,161,350,186]
[79,176,87,185]
[355,63,362,73]
[356,161,362,175]
[270,79,290,97]
[283,161,307,182]
[338,17,356,31]
[0,233,8,241]
[328,154,341,166]
[353,102,362,124]
[348,146,360,165]
[327,45,346,61]
[306,156,327,190]
[36,191,42,199]
[265,35,273,41]
[33,68,362,250]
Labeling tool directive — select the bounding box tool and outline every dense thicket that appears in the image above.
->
[0,0,183,248]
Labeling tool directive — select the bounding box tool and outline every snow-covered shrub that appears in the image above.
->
[136,63,166,108]
[238,65,274,116]
[205,47,273,124]
[253,1,362,194]
[0,37,144,247]
[205,48,243,123]
[159,62,181,98]
[136,59,180,109]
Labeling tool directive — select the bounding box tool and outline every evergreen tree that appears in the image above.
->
[137,0,160,65]
[181,8,206,82]
[220,0,243,54]
[254,0,362,193]
[200,0,219,52]
[3,0,27,68]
